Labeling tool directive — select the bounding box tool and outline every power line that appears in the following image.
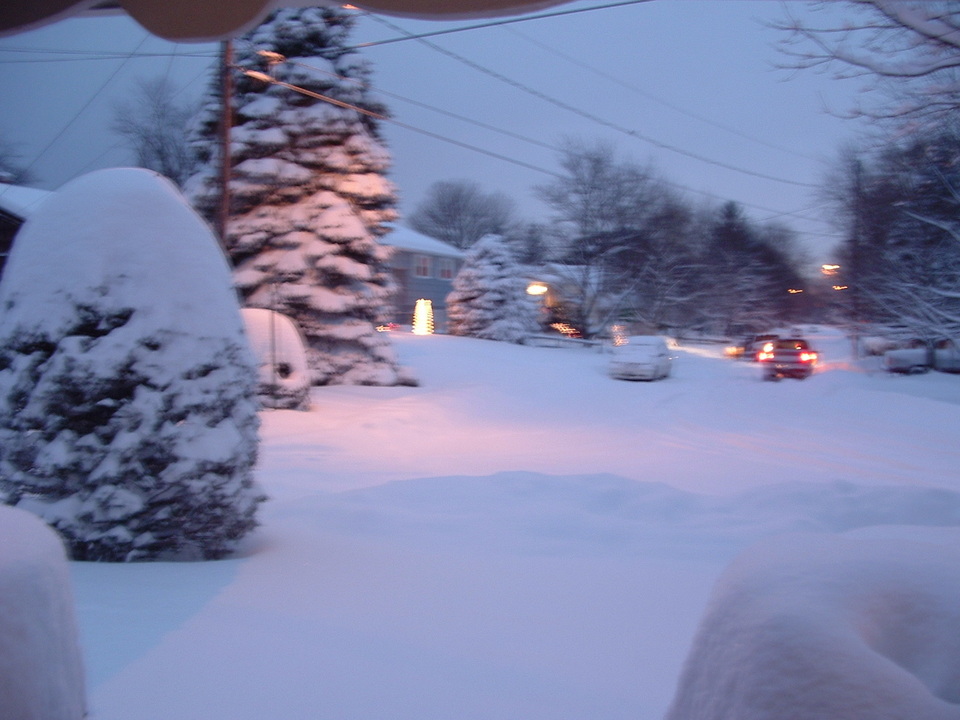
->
[280,58,834,231]
[16,31,152,181]
[362,12,819,190]
[503,25,823,164]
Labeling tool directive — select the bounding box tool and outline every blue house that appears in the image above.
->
[381,224,464,332]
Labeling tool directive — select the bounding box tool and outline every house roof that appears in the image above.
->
[0,184,52,221]
[381,225,464,259]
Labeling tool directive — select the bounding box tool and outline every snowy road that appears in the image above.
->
[75,328,960,720]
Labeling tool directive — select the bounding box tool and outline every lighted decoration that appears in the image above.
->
[526,282,549,296]
[611,324,628,346]
[412,298,434,335]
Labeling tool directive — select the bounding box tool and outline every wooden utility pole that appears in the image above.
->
[216,39,233,250]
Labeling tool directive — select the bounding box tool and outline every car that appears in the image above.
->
[726,333,780,361]
[758,337,818,380]
[609,335,672,381]
[883,339,960,374]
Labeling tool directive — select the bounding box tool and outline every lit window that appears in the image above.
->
[438,258,455,280]
[414,255,431,278]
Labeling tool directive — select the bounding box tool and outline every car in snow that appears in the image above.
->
[758,337,818,380]
[608,335,672,381]
[726,333,780,361]
[883,339,960,375]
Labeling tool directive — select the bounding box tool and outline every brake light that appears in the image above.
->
[758,351,773,361]
[800,352,818,363]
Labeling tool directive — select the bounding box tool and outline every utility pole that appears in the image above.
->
[850,158,863,360]
[216,39,233,251]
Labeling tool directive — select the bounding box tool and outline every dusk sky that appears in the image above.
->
[0,1,872,267]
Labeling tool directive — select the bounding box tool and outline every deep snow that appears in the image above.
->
[71,328,960,719]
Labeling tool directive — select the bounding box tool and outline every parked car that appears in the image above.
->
[726,333,780,361]
[884,339,960,374]
[758,337,818,380]
[609,335,672,381]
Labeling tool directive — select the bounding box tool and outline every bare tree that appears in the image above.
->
[112,77,197,188]
[409,179,516,250]
[775,1,960,127]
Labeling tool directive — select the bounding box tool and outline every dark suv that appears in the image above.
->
[758,338,818,380]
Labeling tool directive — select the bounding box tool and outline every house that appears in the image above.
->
[380,224,464,332]
[0,183,51,280]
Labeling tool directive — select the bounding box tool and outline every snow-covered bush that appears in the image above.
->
[0,168,264,562]
[241,308,311,410]
[446,234,541,343]
[0,504,86,719]
[665,531,960,720]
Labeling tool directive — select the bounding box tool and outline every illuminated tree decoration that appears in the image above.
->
[412,298,434,335]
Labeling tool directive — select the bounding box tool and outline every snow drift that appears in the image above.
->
[665,531,960,720]
[241,308,311,410]
[0,504,85,720]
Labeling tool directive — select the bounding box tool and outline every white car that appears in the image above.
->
[609,335,672,381]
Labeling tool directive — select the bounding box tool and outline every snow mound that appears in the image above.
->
[303,474,960,557]
[0,504,85,719]
[241,308,311,410]
[665,531,960,720]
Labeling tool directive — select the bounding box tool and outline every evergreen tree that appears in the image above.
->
[0,168,263,562]
[185,7,407,386]
[446,234,540,342]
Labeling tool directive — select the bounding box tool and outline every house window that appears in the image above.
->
[438,258,455,280]
[414,254,431,278]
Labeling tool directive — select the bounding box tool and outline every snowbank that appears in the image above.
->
[0,504,85,720]
[241,308,311,410]
[665,531,960,720]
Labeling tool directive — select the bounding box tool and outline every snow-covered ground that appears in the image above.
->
[74,327,960,719]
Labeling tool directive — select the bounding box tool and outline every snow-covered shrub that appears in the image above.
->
[241,308,311,410]
[446,234,541,343]
[665,532,960,720]
[0,168,264,562]
[0,504,86,719]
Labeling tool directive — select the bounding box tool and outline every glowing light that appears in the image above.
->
[832,285,849,291]
[550,323,581,338]
[821,264,840,276]
[526,282,549,296]
[788,288,804,294]
[412,299,434,335]
[611,324,628,346]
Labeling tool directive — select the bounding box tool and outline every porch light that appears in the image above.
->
[526,282,548,296]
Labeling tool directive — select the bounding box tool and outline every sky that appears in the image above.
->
[0,1,871,266]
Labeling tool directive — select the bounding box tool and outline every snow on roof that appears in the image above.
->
[0,183,52,220]
[381,224,464,259]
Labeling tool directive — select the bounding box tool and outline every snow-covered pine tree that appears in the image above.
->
[185,7,408,386]
[0,168,264,562]
[446,234,541,342]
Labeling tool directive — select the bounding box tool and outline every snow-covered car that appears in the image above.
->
[884,340,960,374]
[609,335,672,381]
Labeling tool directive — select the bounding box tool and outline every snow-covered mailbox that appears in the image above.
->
[665,531,960,720]
[241,307,311,410]
[0,505,86,719]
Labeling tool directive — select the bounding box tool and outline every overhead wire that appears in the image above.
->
[361,11,819,190]
[284,57,839,237]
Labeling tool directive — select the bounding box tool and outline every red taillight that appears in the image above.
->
[758,351,773,361]
[800,352,818,363]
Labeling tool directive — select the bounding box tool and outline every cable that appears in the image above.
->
[362,12,819,190]
[245,60,833,229]
[15,32,151,181]
[503,25,823,163]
